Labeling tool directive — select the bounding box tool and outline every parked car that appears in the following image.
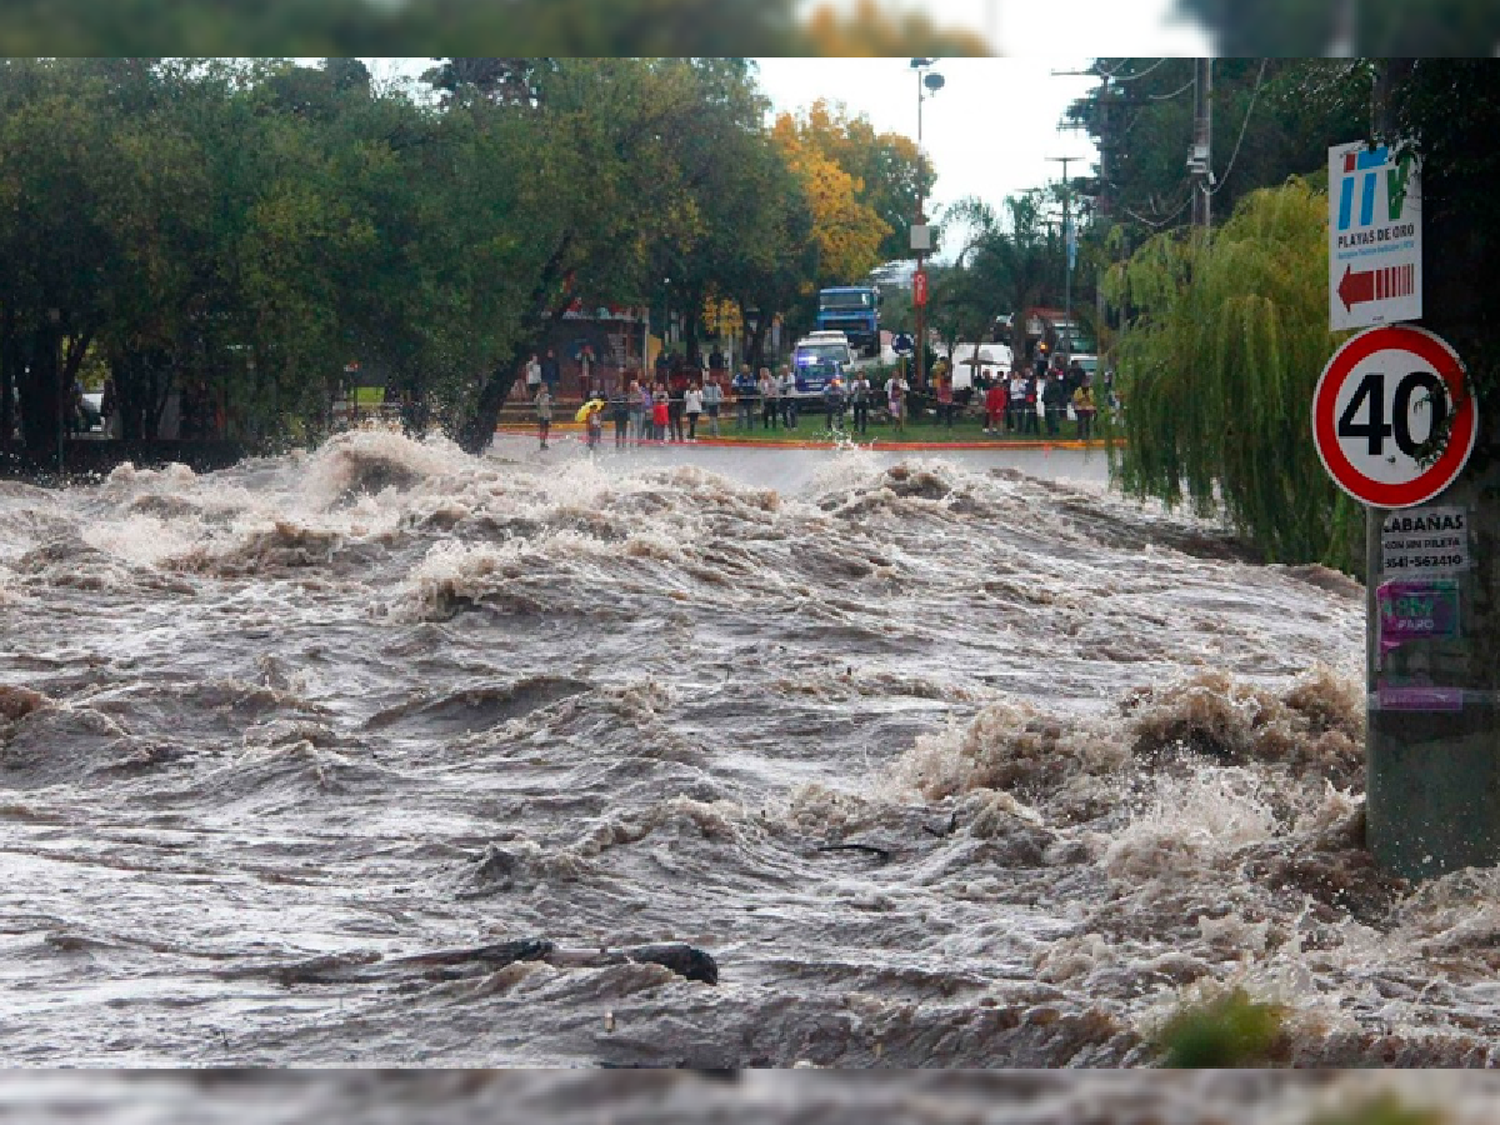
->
[78,392,103,433]
[1052,321,1097,357]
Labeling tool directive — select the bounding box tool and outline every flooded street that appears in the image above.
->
[1,429,1498,1077]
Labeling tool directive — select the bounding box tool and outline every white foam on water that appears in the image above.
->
[0,431,1491,1070]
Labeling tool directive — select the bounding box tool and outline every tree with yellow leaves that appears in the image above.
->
[803,0,988,60]
[771,97,934,266]
[773,137,887,287]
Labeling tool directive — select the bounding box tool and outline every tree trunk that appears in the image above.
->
[18,325,61,456]
[114,349,173,441]
[0,315,16,452]
[741,302,769,374]
[683,286,702,366]
[457,235,575,454]
[114,355,142,441]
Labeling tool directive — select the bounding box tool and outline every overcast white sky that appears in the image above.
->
[757,2,1212,233]
[368,0,1216,254]
[753,57,1099,224]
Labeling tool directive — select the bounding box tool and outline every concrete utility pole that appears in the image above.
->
[1356,59,1500,879]
[1189,58,1213,231]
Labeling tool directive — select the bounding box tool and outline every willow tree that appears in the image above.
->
[1105,178,1364,573]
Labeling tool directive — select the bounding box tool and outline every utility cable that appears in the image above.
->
[1123,186,1194,230]
[1209,59,1270,196]
[1100,58,1173,83]
[1150,77,1197,101]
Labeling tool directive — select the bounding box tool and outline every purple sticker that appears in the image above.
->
[1377,683,1464,711]
[1378,579,1460,654]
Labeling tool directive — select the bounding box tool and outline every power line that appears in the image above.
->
[1209,59,1270,197]
[1150,77,1196,101]
[1102,58,1174,83]
[1123,188,1193,230]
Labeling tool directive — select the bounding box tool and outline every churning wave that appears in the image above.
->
[1,428,1492,1070]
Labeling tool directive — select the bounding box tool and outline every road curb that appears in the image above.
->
[496,427,1118,453]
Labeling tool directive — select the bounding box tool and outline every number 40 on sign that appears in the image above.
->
[1312,324,1476,509]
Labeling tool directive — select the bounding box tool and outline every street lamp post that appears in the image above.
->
[1047,155,1083,359]
[911,58,943,391]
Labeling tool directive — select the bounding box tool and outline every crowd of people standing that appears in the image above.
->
[528,347,737,451]
[975,354,1103,440]
[523,343,1111,451]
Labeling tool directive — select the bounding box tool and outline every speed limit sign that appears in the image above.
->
[1311,324,1475,508]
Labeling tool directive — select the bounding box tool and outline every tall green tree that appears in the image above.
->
[0,59,137,451]
[1105,179,1363,570]
[939,192,1064,355]
[444,57,727,451]
[1068,59,1370,241]
[0,3,991,58]
[1177,0,1500,56]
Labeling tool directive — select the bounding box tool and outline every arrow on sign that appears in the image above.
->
[1337,265,1376,311]
[1338,263,1416,312]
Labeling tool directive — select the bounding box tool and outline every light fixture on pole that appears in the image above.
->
[910,58,943,390]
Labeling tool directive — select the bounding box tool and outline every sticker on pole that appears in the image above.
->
[1311,324,1475,508]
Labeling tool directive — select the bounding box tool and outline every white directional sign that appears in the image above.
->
[1329,140,1422,332]
[1312,325,1474,509]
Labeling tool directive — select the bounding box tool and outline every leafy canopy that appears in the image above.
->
[1106,179,1363,572]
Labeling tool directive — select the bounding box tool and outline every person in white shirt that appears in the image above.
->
[887,372,908,433]
[1009,370,1027,434]
[525,353,542,394]
[684,382,704,440]
[758,367,779,430]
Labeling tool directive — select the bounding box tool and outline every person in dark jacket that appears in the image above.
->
[610,383,631,449]
[668,365,689,442]
[540,347,561,391]
[732,365,757,430]
[849,372,872,435]
[823,377,848,432]
[1041,371,1068,436]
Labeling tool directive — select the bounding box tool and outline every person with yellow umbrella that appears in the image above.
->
[575,396,606,452]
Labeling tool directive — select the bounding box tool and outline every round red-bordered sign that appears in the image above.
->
[1312,324,1476,508]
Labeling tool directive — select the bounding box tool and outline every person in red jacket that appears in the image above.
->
[651,388,670,442]
[984,378,1008,434]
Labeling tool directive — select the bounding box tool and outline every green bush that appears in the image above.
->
[1305,1094,1448,1125]
[1154,987,1286,1067]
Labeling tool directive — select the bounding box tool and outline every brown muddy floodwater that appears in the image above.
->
[1,429,1498,1088]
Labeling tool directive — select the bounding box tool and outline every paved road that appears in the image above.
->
[490,434,1112,493]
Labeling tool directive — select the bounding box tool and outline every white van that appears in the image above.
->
[791,333,854,399]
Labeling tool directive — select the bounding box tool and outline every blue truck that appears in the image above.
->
[816,286,880,358]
